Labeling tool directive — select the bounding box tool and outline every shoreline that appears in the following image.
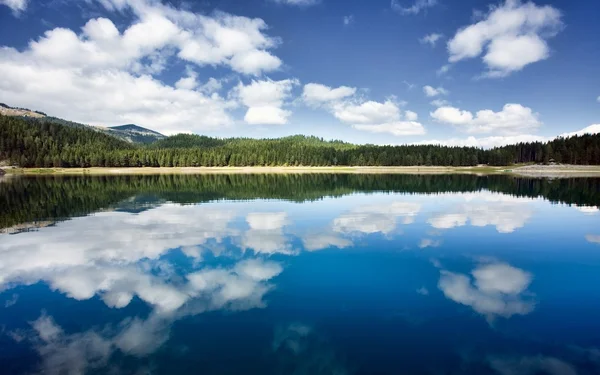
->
[1,166,509,175]
[2,165,600,176]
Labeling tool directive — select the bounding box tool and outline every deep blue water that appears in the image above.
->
[1,175,600,374]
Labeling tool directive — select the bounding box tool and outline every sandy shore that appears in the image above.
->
[2,165,600,176]
[2,166,506,175]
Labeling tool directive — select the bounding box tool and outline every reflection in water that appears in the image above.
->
[489,356,577,375]
[333,202,420,234]
[1,175,600,374]
[241,212,295,255]
[428,194,534,233]
[272,323,350,375]
[438,262,535,320]
[575,205,600,215]
[586,234,600,244]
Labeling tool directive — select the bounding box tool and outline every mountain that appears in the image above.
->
[0,103,164,144]
[104,124,166,144]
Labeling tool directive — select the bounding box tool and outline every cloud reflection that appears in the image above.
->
[438,262,535,320]
[428,194,534,233]
[333,201,421,235]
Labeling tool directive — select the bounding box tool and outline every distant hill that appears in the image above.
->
[0,103,164,144]
[101,124,165,144]
[0,103,46,118]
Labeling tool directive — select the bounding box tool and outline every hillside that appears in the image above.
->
[0,104,164,144]
[1,114,600,168]
[102,124,166,144]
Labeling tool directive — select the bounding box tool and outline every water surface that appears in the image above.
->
[1,174,600,375]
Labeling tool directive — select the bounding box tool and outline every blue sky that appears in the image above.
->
[0,0,598,147]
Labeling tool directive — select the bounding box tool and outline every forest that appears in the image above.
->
[1,114,600,168]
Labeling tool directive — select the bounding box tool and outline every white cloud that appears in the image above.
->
[447,0,563,77]
[420,33,443,47]
[423,85,449,97]
[0,0,287,134]
[343,15,355,26]
[431,103,541,135]
[175,67,198,90]
[597,96,600,103]
[558,124,600,138]
[412,122,600,149]
[270,0,320,6]
[439,262,535,319]
[302,83,356,107]
[332,99,426,136]
[232,79,299,125]
[391,0,437,15]
[1,0,26,13]
[413,134,546,149]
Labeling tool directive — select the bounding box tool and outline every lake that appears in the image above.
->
[1,174,600,375]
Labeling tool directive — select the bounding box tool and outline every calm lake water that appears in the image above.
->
[1,174,600,375]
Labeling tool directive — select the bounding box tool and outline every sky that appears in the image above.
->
[0,0,599,148]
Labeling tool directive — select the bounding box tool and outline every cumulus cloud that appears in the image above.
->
[332,99,425,136]
[392,0,437,15]
[302,82,423,136]
[1,0,27,13]
[302,83,356,107]
[431,103,541,135]
[447,0,563,77]
[232,79,299,125]
[343,15,355,26]
[420,33,443,47]
[0,0,285,134]
[439,261,535,319]
[423,85,449,97]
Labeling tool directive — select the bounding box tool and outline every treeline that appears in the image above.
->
[2,115,600,167]
[2,174,600,230]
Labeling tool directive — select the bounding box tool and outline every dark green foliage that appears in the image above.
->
[0,115,134,167]
[2,115,600,168]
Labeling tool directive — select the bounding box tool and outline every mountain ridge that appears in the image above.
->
[0,103,165,144]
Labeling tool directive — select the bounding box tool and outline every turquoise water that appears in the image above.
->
[1,175,600,374]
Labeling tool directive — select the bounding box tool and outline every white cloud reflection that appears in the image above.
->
[333,201,421,235]
[428,193,534,233]
[438,262,535,320]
